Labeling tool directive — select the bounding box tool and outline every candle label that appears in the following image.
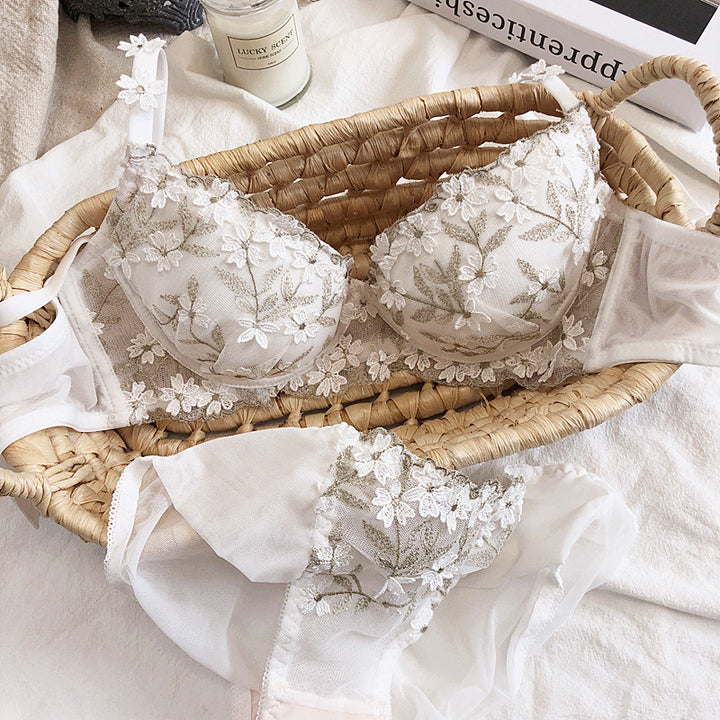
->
[227,14,301,71]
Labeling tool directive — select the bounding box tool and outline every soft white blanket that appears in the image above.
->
[1,2,719,718]
[0,0,58,184]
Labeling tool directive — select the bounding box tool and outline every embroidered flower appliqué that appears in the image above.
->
[117,69,166,111]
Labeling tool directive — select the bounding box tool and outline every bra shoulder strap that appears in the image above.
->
[540,74,582,115]
[509,60,581,115]
[1,41,170,329]
[0,236,89,327]
[125,46,168,150]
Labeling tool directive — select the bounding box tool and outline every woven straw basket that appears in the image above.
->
[2,55,719,546]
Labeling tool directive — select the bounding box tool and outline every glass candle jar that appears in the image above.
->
[201,0,311,108]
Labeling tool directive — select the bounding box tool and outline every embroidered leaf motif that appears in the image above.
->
[509,290,535,305]
[332,488,367,510]
[181,241,220,257]
[440,219,477,248]
[354,595,372,613]
[556,181,576,202]
[327,592,351,613]
[468,211,487,241]
[211,325,224,349]
[321,274,335,313]
[363,520,394,555]
[566,205,577,228]
[481,224,511,255]
[546,182,562,216]
[410,306,439,324]
[517,258,540,283]
[434,288,455,309]
[187,275,199,302]
[260,266,284,295]
[413,265,435,302]
[405,521,438,559]
[215,266,252,298]
[280,273,296,302]
[418,262,446,285]
[519,221,559,243]
[448,245,462,278]
[575,141,593,168]
[258,294,280,317]
[334,574,354,593]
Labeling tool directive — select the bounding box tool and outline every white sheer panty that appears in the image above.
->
[105,425,635,720]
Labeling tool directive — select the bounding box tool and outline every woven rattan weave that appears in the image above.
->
[2,55,719,546]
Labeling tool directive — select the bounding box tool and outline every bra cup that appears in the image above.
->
[369,105,609,363]
[103,150,352,387]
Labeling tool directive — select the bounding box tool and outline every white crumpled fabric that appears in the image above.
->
[105,424,635,720]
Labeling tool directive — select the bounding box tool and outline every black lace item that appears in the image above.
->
[60,0,204,34]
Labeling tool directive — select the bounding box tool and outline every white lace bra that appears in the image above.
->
[2,39,719,442]
[85,44,608,386]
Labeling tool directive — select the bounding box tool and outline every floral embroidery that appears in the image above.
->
[106,245,141,279]
[197,380,239,417]
[396,214,441,256]
[454,298,492,331]
[582,250,610,287]
[283,309,320,344]
[138,166,185,209]
[144,230,183,272]
[494,175,536,224]
[125,381,155,423]
[403,350,432,373]
[236,317,278,349]
[438,173,488,221]
[366,349,398,382]
[82,66,618,423]
[117,34,166,57]
[498,142,545,187]
[255,214,305,260]
[312,541,353,574]
[116,69,166,111]
[297,582,333,617]
[291,428,525,637]
[560,314,586,351]
[159,374,202,416]
[292,244,337,282]
[372,480,416,528]
[527,267,562,303]
[176,290,211,329]
[368,100,606,365]
[353,432,403,485]
[378,278,407,311]
[439,484,473,533]
[193,178,238,225]
[329,335,362,368]
[307,356,347,396]
[221,228,263,269]
[102,148,352,388]
[508,59,564,85]
[404,461,450,518]
[370,232,398,275]
[127,332,166,364]
[458,250,498,295]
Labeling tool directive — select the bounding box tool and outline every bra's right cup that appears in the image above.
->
[369,101,610,364]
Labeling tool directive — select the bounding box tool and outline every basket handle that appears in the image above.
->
[585,54,720,234]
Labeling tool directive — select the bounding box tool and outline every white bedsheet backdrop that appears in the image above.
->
[1,1,720,718]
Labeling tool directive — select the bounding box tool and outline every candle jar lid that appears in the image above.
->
[200,0,279,15]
